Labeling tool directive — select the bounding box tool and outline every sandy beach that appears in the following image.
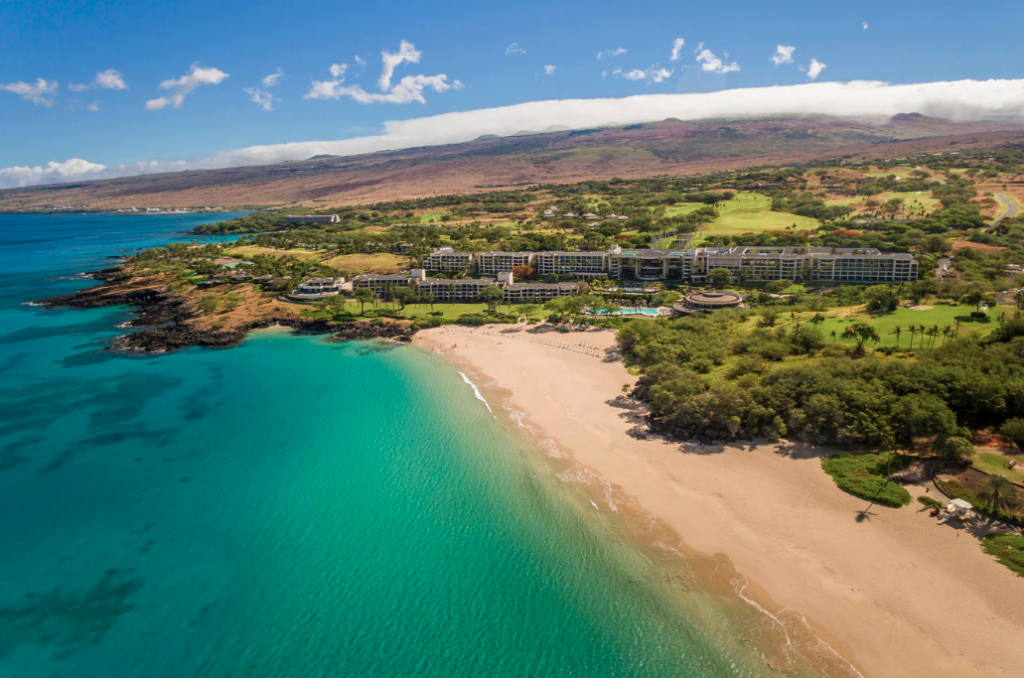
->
[416,323,1024,678]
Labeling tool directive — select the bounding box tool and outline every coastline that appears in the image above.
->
[416,323,1024,678]
[37,267,417,352]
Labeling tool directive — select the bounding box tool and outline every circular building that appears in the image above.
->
[674,290,746,313]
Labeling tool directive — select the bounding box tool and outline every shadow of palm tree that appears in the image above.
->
[855,503,878,522]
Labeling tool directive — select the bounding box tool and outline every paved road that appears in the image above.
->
[993,192,1020,225]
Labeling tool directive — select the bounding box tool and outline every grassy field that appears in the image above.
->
[322,252,409,272]
[971,451,1024,481]
[883,191,940,213]
[695,192,819,235]
[823,196,862,207]
[663,202,710,217]
[812,303,994,348]
[225,245,321,260]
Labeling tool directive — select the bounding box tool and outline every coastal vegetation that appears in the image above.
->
[982,534,1024,577]
[821,453,912,508]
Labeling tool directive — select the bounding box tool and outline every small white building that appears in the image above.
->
[938,498,974,524]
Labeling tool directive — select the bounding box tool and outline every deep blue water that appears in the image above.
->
[0,213,798,678]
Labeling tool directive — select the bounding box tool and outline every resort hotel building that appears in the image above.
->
[420,245,918,285]
[352,270,580,302]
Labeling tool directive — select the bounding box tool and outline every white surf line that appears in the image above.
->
[732,575,865,678]
[459,371,492,413]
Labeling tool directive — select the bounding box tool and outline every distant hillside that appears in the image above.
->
[2,115,1022,212]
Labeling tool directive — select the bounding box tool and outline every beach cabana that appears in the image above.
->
[938,498,974,524]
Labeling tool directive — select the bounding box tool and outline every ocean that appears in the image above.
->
[0,213,818,678]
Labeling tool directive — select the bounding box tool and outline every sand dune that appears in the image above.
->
[416,323,1024,678]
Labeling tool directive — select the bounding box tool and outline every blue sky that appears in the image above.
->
[2,0,1023,187]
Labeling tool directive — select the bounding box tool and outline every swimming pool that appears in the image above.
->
[589,308,661,316]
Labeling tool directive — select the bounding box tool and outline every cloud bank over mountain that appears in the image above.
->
[4,78,1024,189]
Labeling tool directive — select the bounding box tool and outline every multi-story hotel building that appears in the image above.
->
[352,270,581,302]
[473,251,535,276]
[533,251,610,277]
[423,247,474,272]
[605,245,917,284]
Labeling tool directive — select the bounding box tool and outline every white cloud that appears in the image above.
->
[670,38,685,62]
[1,79,59,106]
[146,64,228,110]
[771,45,795,66]
[306,41,457,105]
[505,43,526,56]
[544,65,556,75]
[807,59,827,80]
[87,102,100,112]
[597,47,627,60]
[696,45,740,74]
[0,158,109,188]
[354,55,366,66]
[11,78,1024,188]
[261,68,283,88]
[863,22,869,30]
[95,69,128,90]
[244,87,275,111]
[380,40,421,90]
[621,66,673,83]
[68,69,128,93]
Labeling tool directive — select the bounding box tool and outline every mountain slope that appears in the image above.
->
[2,115,1022,211]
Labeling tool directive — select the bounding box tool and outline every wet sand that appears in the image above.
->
[416,323,1024,678]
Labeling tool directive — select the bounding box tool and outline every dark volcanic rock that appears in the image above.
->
[38,267,419,354]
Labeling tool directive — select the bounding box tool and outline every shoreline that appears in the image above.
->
[416,323,1024,678]
[36,267,417,352]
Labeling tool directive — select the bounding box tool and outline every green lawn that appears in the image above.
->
[823,196,862,207]
[812,303,994,348]
[702,193,819,235]
[971,452,1024,481]
[882,191,940,213]
[663,203,710,217]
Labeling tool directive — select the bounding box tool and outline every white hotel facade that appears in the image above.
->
[421,245,918,285]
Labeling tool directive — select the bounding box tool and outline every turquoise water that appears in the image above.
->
[591,308,661,316]
[0,214,807,678]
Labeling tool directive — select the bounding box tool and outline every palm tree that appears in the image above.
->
[906,324,917,349]
[977,475,1021,512]
[891,325,903,348]
[830,329,837,342]
[927,325,940,348]
[953,317,963,335]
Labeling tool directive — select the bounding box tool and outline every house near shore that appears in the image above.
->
[289,277,349,299]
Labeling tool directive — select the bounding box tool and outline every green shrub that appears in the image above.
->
[917,495,944,510]
[981,534,1024,577]
[821,453,912,508]
[456,314,490,326]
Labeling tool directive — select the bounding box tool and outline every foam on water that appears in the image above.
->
[0,213,840,678]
